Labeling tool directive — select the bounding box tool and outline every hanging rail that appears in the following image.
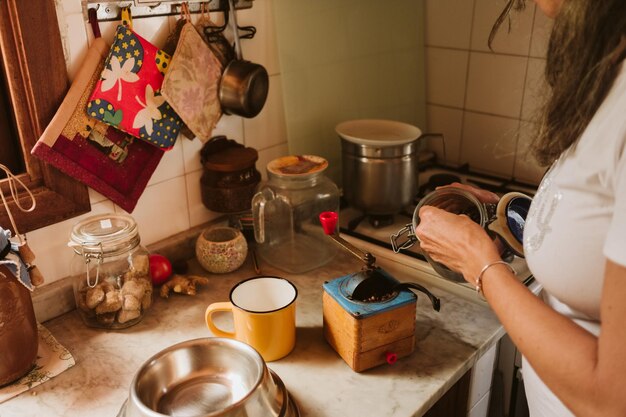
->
[84,0,253,22]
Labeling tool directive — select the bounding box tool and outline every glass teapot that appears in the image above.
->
[252,155,340,274]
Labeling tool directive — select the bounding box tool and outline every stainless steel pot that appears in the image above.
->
[337,119,423,216]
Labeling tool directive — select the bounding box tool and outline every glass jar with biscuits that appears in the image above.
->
[69,213,152,329]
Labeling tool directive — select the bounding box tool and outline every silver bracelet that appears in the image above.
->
[475,260,516,296]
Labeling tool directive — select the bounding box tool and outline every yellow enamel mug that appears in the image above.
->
[205,276,298,362]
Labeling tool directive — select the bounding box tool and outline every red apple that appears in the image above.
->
[149,254,173,285]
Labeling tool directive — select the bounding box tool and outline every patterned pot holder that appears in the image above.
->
[162,15,223,142]
[87,10,182,149]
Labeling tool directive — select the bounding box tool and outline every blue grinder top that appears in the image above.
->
[323,267,416,319]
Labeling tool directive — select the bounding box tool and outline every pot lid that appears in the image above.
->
[267,155,328,177]
[336,119,422,146]
[201,136,258,172]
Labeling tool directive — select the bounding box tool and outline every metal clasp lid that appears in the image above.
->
[68,241,104,288]
[390,223,418,253]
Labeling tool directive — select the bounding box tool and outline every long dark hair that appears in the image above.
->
[491,0,626,167]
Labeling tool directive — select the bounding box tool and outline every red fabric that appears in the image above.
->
[33,128,162,213]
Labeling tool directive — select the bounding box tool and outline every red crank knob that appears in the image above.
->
[319,211,338,235]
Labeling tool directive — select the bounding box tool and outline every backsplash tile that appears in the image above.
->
[185,170,220,228]
[529,10,553,58]
[425,0,475,49]
[239,0,280,76]
[120,176,191,246]
[425,47,469,108]
[521,58,547,122]
[426,105,464,165]
[148,139,185,186]
[470,0,534,55]
[461,112,519,177]
[465,52,528,118]
[515,121,546,183]
[243,74,288,151]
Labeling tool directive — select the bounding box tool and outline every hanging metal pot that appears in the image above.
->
[218,0,269,118]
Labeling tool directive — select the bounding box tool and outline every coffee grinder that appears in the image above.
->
[319,212,440,372]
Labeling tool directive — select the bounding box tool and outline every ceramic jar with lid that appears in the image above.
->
[69,213,152,329]
[252,155,340,273]
[200,135,261,213]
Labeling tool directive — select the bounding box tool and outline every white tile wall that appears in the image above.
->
[424,0,474,49]
[465,52,528,118]
[30,0,288,287]
[424,0,548,182]
[426,47,469,108]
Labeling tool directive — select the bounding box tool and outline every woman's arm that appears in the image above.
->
[415,206,626,417]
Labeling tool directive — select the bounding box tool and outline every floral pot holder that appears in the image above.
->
[87,24,182,149]
[162,21,223,142]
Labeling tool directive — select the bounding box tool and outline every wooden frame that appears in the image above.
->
[0,0,90,233]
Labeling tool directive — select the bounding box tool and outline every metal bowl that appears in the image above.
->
[120,337,299,417]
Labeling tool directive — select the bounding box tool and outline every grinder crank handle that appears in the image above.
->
[319,212,376,268]
[394,282,441,312]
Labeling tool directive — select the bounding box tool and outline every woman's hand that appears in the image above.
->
[415,205,501,285]
[436,182,500,204]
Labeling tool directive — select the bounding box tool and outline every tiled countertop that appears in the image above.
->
[0,240,504,417]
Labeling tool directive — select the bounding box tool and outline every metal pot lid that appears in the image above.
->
[336,119,422,147]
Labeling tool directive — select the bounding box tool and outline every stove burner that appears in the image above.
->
[368,215,394,228]
[416,173,461,201]
[347,213,396,230]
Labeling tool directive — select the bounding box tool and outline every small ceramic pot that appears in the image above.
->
[196,227,248,274]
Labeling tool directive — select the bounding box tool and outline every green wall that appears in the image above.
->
[273,0,426,185]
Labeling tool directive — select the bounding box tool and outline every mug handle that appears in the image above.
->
[205,302,236,338]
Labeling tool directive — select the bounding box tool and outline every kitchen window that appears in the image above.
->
[0,0,90,233]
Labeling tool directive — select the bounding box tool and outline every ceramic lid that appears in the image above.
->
[201,136,258,172]
[336,119,422,146]
[267,155,328,177]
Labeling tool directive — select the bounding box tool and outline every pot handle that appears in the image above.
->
[395,282,441,312]
[390,223,418,253]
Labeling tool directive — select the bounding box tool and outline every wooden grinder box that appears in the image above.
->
[322,275,417,372]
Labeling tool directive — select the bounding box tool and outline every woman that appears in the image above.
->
[415,1,626,416]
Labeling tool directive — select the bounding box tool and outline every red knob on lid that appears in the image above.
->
[319,212,338,235]
[385,352,398,365]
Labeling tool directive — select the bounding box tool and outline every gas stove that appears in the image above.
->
[337,163,541,305]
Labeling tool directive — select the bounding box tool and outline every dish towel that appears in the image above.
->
[0,324,75,404]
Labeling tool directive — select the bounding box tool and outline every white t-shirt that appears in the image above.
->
[521,61,626,417]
